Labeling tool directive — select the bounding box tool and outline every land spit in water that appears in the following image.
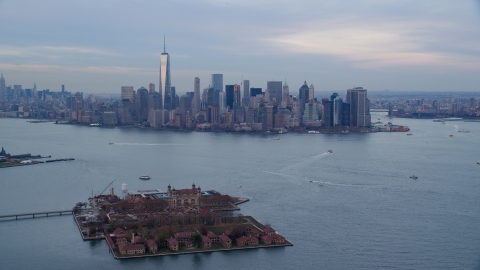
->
[74,185,292,259]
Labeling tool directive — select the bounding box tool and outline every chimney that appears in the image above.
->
[111,188,114,196]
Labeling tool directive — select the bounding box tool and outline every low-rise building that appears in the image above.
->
[146,239,158,253]
[261,234,286,245]
[118,243,146,255]
[166,238,178,251]
[202,236,212,249]
[219,234,232,248]
[236,236,259,247]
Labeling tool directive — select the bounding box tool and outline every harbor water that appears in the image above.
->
[0,114,479,270]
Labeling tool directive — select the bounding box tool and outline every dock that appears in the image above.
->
[0,210,72,220]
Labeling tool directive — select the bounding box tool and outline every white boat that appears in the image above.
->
[139,175,150,180]
[458,129,470,133]
[409,175,418,179]
[272,137,280,140]
[318,182,323,186]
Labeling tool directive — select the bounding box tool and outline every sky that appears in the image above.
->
[1,0,480,95]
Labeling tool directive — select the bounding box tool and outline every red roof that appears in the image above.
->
[202,236,212,242]
[236,236,258,243]
[118,243,145,251]
[166,238,178,245]
[219,235,231,242]
[206,231,217,238]
[113,227,126,236]
[174,188,198,195]
[263,227,275,233]
[134,236,145,243]
[146,239,157,248]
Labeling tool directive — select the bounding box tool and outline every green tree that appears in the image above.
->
[193,233,202,248]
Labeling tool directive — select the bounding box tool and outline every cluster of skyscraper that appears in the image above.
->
[0,40,371,130]
[114,41,371,131]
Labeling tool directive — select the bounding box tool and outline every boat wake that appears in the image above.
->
[112,143,188,146]
[280,152,330,173]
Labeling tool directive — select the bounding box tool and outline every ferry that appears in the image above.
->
[139,175,151,180]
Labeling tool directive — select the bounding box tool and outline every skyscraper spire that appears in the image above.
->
[164,35,166,53]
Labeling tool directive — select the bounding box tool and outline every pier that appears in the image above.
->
[0,210,72,220]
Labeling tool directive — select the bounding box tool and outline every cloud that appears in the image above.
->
[0,63,155,75]
[265,19,480,70]
[0,45,115,57]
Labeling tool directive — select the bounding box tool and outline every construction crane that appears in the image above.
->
[96,179,116,197]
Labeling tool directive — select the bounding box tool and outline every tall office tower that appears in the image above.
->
[292,97,302,120]
[207,87,215,106]
[121,86,135,104]
[159,37,171,110]
[225,85,234,110]
[331,93,343,126]
[243,80,250,107]
[207,105,220,124]
[281,80,289,108]
[234,106,245,123]
[211,74,223,92]
[264,105,275,131]
[341,103,350,126]
[303,103,319,124]
[250,88,262,97]
[119,99,134,124]
[61,85,65,94]
[309,84,315,102]
[170,86,177,109]
[193,77,201,115]
[135,86,149,122]
[218,91,226,114]
[346,87,371,127]
[32,83,37,100]
[0,72,5,101]
[322,98,333,127]
[234,84,241,107]
[298,81,309,109]
[267,81,282,105]
[179,95,192,121]
[148,83,155,94]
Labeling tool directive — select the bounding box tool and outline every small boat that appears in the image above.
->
[409,175,418,179]
[477,161,480,165]
[139,175,150,180]
[272,137,280,140]
[327,150,333,154]
[458,129,470,133]
[449,134,453,137]
[109,142,114,145]
[318,182,323,186]
[407,133,412,136]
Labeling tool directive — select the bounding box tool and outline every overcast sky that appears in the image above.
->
[1,0,480,95]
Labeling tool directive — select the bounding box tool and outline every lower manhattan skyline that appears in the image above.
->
[1,0,480,94]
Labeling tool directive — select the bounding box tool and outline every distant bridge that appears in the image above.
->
[0,210,72,220]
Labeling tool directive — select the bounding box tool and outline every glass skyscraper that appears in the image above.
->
[159,37,171,110]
